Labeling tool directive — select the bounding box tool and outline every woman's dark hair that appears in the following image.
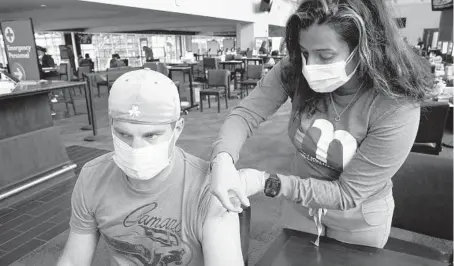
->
[282,0,433,116]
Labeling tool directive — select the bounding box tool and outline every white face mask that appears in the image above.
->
[302,47,359,93]
[112,129,176,180]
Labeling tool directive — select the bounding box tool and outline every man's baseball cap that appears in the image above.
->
[108,69,180,124]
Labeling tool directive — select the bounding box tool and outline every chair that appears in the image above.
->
[105,67,132,95]
[202,58,218,80]
[239,64,263,99]
[199,69,230,113]
[386,152,453,263]
[225,54,235,61]
[143,62,169,76]
[239,206,251,265]
[411,101,450,155]
[58,63,69,81]
[78,66,91,80]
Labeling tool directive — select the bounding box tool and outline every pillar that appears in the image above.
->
[438,8,453,42]
[236,14,269,51]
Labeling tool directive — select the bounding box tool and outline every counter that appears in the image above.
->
[0,80,84,198]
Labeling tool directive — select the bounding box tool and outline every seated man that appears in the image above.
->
[57,69,258,266]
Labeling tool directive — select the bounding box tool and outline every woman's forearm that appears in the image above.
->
[210,58,291,163]
[275,174,352,210]
[211,114,252,163]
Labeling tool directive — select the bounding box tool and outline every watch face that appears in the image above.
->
[265,175,280,197]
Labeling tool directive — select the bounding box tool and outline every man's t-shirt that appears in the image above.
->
[70,147,212,266]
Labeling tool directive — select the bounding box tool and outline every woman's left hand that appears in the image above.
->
[238,169,268,197]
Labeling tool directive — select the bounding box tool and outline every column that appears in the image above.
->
[438,8,453,42]
[236,14,269,50]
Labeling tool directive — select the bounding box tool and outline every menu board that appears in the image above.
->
[432,0,453,11]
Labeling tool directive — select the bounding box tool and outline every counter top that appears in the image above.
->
[0,80,86,100]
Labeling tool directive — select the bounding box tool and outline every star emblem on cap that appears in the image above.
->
[128,105,141,119]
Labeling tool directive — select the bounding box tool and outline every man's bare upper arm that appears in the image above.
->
[202,195,244,266]
[57,230,99,266]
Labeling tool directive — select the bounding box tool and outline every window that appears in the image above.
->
[34,32,65,65]
[80,33,179,71]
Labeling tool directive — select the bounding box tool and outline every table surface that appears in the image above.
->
[166,61,198,65]
[168,66,192,70]
[256,229,447,266]
[0,80,85,100]
[220,60,243,64]
[241,57,263,60]
[42,67,59,72]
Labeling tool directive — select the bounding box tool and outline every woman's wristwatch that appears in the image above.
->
[264,173,281,198]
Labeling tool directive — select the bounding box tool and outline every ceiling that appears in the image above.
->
[0,0,434,35]
[0,0,242,34]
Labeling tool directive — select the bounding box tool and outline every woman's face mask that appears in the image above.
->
[112,122,177,180]
[301,47,360,93]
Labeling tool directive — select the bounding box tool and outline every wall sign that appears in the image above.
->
[0,18,40,80]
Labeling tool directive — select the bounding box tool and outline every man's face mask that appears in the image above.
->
[112,122,177,180]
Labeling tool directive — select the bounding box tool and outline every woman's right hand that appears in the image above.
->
[210,152,250,213]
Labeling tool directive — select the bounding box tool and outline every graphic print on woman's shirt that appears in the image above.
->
[102,201,193,266]
[293,118,357,172]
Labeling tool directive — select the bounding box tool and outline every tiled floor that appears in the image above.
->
[0,146,109,265]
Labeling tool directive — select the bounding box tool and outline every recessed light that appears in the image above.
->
[40,4,47,7]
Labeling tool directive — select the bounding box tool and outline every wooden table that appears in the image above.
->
[257,229,447,266]
[0,81,83,200]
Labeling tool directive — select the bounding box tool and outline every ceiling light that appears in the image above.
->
[40,4,47,7]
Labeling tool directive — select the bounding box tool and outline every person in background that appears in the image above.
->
[37,46,55,68]
[79,54,93,68]
[209,0,432,249]
[417,37,425,50]
[77,55,84,65]
[57,69,262,266]
[110,54,126,68]
[279,38,287,55]
[259,40,269,55]
[37,46,58,79]
[143,46,154,62]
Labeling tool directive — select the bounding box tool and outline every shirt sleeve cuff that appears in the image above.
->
[211,141,239,163]
[277,173,297,200]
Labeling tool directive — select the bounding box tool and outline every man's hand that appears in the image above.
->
[238,168,267,197]
[210,152,250,213]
